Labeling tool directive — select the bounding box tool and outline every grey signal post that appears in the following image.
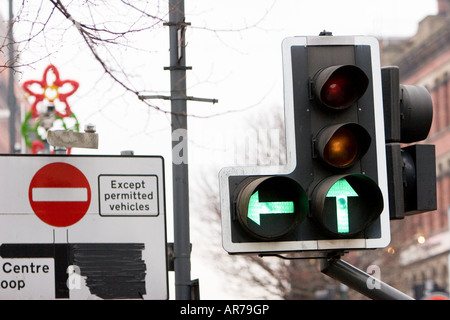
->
[168,0,192,300]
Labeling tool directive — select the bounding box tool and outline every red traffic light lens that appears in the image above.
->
[324,127,358,168]
[314,65,369,110]
[322,73,356,109]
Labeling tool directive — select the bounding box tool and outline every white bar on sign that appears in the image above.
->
[32,188,88,202]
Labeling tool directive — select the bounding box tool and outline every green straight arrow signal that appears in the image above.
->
[326,178,359,233]
[247,191,294,225]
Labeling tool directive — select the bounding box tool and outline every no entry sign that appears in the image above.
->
[28,162,91,227]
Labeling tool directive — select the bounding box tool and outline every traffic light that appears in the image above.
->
[219,36,390,254]
[382,66,436,219]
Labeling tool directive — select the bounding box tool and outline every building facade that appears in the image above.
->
[0,11,29,153]
[380,0,450,299]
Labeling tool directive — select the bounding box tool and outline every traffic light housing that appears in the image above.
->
[220,36,390,254]
[382,66,436,219]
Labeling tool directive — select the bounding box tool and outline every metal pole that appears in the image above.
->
[168,0,192,300]
[321,256,414,300]
[8,0,17,153]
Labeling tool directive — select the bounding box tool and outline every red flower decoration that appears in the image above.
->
[31,140,45,154]
[22,64,79,118]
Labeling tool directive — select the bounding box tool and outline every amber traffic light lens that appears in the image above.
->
[323,127,358,167]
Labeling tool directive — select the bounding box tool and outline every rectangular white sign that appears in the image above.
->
[98,175,159,216]
[0,257,55,300]
[0,155,167,300]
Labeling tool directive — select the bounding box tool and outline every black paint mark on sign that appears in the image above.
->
[71,243,146,299]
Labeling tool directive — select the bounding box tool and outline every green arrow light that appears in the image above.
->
[247,191,294,225]
[326,178,359,233]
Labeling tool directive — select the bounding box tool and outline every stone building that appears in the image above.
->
[379,0,450,299]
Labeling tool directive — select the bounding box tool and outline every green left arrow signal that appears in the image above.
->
[326,178,359,233]
[247,191,294,225]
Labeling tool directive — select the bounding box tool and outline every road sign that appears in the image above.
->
[0,155,167,300]
[29,162,91,227]
[98,174,159,216]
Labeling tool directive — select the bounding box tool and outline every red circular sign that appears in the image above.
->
[28,162,91,227]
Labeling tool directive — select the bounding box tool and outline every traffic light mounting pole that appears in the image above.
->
[261,251,414,299]
[320,253,414,300]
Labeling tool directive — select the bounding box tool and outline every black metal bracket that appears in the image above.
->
[166,243,199,300]
[259,250,345,260]
[320,253,414,300]
[261,250,414,300]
